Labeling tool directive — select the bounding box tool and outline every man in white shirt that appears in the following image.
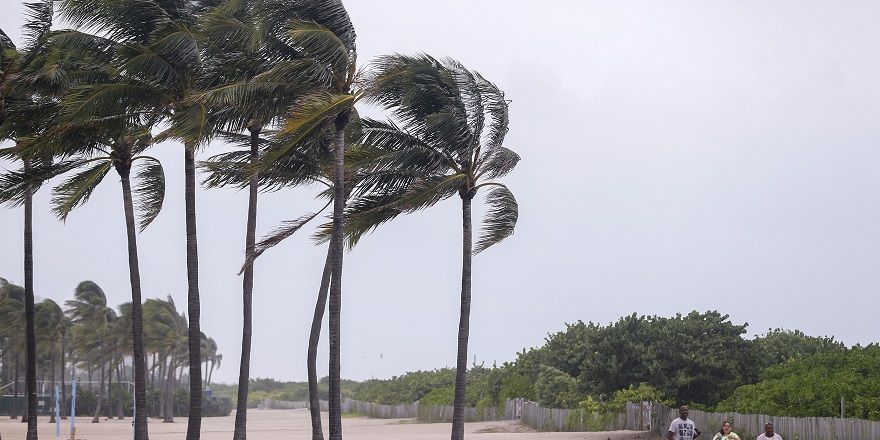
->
[756,422,783,440]
[667,405,702,440]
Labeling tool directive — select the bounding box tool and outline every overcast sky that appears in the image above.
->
[2,1,879,384]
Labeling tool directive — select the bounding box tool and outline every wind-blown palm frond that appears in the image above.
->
[63,82,168,121]
[51,159,113,220]
[285,0,356,52]
[0,159,77,207]
[287,20,348,82]
[260,92,353,169]
[473,71,508,154]
[473,185,518,254]
[22,0,55,52]
[478,146,520,179]
[155,103,210,146]
[133,157,165,230]
[239,209,327,274]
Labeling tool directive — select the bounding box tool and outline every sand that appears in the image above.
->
[0,409,652,440]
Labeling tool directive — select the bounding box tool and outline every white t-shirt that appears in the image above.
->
[757,434,783,440]
[669,417,698,440]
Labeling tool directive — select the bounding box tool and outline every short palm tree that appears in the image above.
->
[34,299,63,423]
[0,282,25,421]
[347,55,520,440]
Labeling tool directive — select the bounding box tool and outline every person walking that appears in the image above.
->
[712,421,741,440]
[668,405,702,440]
[757,422,783,440]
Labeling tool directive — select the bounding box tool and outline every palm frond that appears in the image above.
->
[259,92,353,171]
[22,0,54,53]
[133,157,165,231]
[473,71,509,154]
[51,159,112,221]
[478,146,520,179]
[286,20,348,81]
[155,103,210,147]
[473,185,518,254]
[0,159,77,207]
[444,58,484,152]
[316,173,466,248]
[239,210,325,274]
[285,0,356,52]
[63,82,167,121]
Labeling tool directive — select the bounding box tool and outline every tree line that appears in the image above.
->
[337,311,878,421]
[0,278,227,420]
[0,0,520,439]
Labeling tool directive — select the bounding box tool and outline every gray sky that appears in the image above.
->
[2,1,879,384]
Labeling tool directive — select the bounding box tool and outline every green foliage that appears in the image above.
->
[354,369,455,405]
[602,383,671,413]
[752,328,845,369]
[419,385,454,406]
[716,345,880,420]
[577,311,759,407]
[534,365,580,409]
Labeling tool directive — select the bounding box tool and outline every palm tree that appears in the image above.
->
[204,117,375,440]
[247,3,358,437]
[39,112,164,439]
[346,55,520,440]
[0,281,25,421]
[143,297,187,423]
[53,0,220,434]
[0,2,57,437]
[64,281,113,423]
[197,1,328,435]
[34,299,63,423]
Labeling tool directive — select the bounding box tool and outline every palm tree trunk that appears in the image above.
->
[120,170,150,440]
[163,352,175,423]
[93,340,105,423]
[150,353,156,391]
[49,353,56,423]
[184,145,202,440]
[11,353,19,420]
[60,339,66,419]
[23,156,38,440]
[107,349,113,420]
[450,194,473,440]
[116,362,124,419]
[328,117,347,440]
[308,247,332,440]
[233,127,260,440]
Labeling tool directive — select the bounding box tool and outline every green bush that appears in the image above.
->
[534,365,579,409]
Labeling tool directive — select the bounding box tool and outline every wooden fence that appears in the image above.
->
[642,402,880,440]
[270,398,501,422]
[511,398,628,432]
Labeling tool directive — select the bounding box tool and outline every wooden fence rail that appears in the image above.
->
[262,397,880,439]
[642,402,880,440]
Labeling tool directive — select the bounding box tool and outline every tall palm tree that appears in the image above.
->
[0,2,57,437]
[39,114,164,439]
[197,1,332,435]
[54,0,220,434]
[345,55,520,440]
[205,116,376,440]
[247,3,358,437]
